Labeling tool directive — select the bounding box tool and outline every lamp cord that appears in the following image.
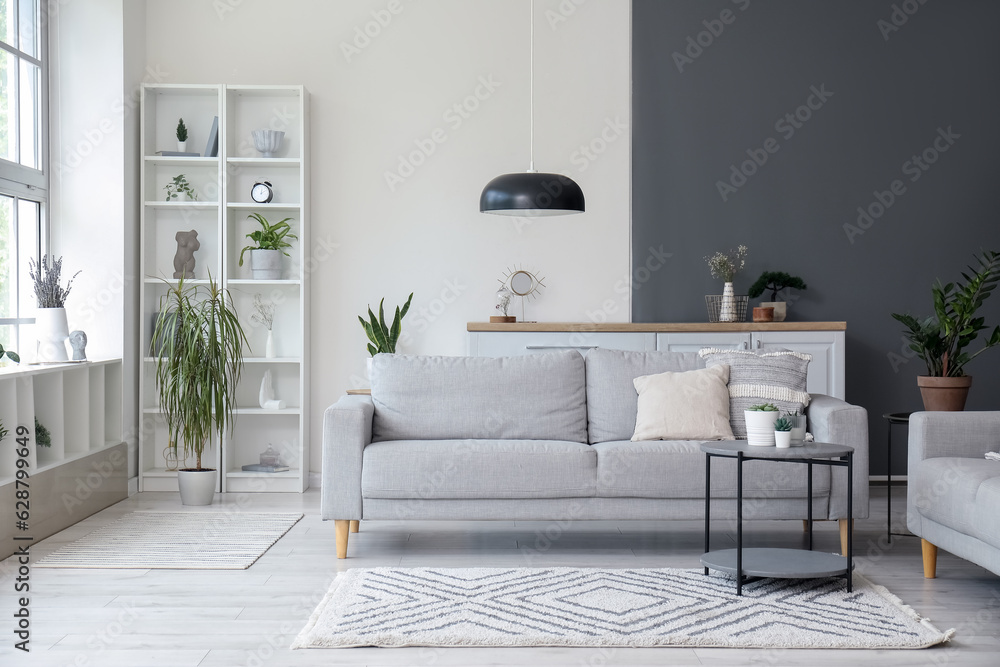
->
[528,0,535,173]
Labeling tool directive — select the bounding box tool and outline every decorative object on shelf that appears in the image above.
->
[744,403,779,447]
[499,265,545,322]
[29,255,81,363]
[242,462,290,473]
[0,341,19,364]
[260,444,283,467]
[491,286,515,323]
[705,245,748,323]
[172,230,200,279]
[251,129,285,158]
[259,370,286,410]
[752,306,774,323]
[176,118,188,152]
[788,410,807,444]
[162,442,186,472]
[360,292,413,358]
[892,250,1000,411]
[773,415,793,449]
[203,116,219,158]
[164,174,198,201]
[479,0,584,216]
[34,417,52,448]
[69,330,87,360]
[250,293,276,358]
[705,294,749,323]
[239,212,297,280]
[748,271,807,322]
[251,180,274,204]
[152,275,247,505]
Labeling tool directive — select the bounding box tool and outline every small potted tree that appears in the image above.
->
[748,271,807,322]
[176,118,188,152]
[239,213,297,280]
[359,293,413,377]
[152,275,247,505]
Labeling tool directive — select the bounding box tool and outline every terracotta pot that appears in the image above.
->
[752,307,774,323]
[917,376,972,411]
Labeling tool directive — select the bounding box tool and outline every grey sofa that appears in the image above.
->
[907,411,1000,578]
[323,349,869,558]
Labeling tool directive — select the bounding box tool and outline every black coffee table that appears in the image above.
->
[700,441,855,595]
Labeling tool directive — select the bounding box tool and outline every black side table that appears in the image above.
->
[883,412,913,544]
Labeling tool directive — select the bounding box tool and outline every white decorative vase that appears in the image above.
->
[177,468,216,506]
[744,410,779,447]
[775,431,792,449]
[251,129,285,158]
[35,307,70,362]
[719,282,736,322]
[177,140,187,152]
[265,330,275,358]
[251,249,282,280]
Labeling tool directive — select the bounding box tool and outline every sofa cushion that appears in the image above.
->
[370,351,587,442]
[593,440,829,499]
[631,365,735,441]
[586,348,703,444]
[912,458,1000,538]
[361,439,597,499]
[699,348,811,439]
[973,475,1000,550]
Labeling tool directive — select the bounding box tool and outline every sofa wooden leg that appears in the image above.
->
[350,520,360,533]
[802,520,809,532]
[839,519,853,556]
[922,539,938,579]
[335,520,350,559]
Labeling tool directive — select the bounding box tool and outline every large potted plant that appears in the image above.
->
[892,250,1000,411]
[29,255,81,362]
[152,275,247,505]
[239,212,297,280]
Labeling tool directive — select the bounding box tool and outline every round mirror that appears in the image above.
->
[509,270,534,296]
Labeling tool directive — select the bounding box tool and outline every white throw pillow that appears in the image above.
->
[631,365,735,441]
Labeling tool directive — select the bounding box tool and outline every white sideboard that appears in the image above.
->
[467,323,846,400]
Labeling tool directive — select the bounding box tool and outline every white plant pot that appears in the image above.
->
[265,330,275,358]
[760,301,787,322]
[35,307,70,362]
[744,410,779,446]
[775,431,792,449]
[719,282,736,322]
[177,140,187,152]
[178,468,217,506]
[251,249,283,280]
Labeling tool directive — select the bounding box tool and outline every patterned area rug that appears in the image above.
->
[35,512,302,570]
[293,567,954,649]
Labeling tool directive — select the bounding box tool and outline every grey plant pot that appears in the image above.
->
[251,249,283,280]
[178,468,217,506]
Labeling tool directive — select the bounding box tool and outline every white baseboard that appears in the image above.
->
[128,476,139,496]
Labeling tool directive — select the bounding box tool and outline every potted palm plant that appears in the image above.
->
[152,275,247,505]
[892,250,1000,411]
[239,213,297,280]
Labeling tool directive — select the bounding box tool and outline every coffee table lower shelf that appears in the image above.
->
[701,547,853,579]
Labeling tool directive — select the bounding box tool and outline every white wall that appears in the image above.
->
[141,0,632,473]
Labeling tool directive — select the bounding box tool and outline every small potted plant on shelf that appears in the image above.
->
[176,118,188,152]
[705,245,748,322]
[28,255,81,363]
[748,271,807,322]
[34,417,52,448]
[152,274,247,505]
[164,174,198,202]
[359,293,413,377]
[744,403,779,447]
[239,213,297,280]
[891,250,1000,411]
[773,416,793,449]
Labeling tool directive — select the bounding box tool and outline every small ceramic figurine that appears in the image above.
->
[69,330,87,360]
[259,370,286,410]
[173,230,200,279]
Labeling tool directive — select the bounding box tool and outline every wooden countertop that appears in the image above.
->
[468,322,846,332]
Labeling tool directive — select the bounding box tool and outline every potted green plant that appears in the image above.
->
[744,403,779,447]
[773,416,793,449]
[28,255,81,363]
[239,212,297,280]
[359,293,413,376]
[176,118,188,152]
[164,174,198,202]
[748,271,807,322]
[892,250,1000,411]
[152,275,247,505]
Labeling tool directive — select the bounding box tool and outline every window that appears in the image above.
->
[0,0,46,355]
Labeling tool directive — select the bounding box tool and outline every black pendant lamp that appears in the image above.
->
[480,0,585,216]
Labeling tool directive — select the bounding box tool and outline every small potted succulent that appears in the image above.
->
[176,118,188,152]
[773,416,793,449]
[744,403,779,447]
[239,213,297,280]
[748,271,807,322]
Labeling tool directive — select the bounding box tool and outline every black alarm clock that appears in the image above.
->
[251,180,273,204]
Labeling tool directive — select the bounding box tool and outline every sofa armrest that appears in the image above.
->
[321,395,374,521]
[909,411,1000,462]
[806,394,869,520]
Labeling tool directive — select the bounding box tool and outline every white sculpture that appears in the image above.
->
[259,370,286,410]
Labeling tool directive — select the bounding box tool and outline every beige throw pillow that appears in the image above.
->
[631,365,735,441]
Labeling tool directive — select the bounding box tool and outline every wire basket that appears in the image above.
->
[705,294,749,323]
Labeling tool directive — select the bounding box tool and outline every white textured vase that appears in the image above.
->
[719,282,736,322]
[744,410,779,447]
[265,330,275,358]
[35,307,70,362]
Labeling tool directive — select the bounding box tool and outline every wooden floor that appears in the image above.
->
[2,486,999,666]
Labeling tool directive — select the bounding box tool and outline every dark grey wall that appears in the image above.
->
[632,0,1000,476]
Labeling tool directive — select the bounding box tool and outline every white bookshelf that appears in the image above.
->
[139,84,310,494]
